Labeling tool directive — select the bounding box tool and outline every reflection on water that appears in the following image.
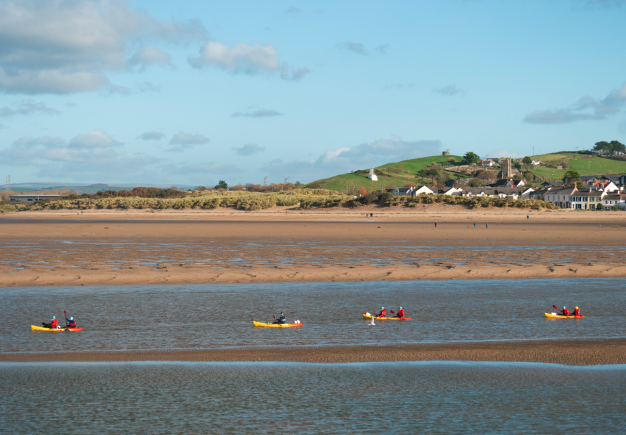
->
[2,362,625,434]
[1,278,625,353]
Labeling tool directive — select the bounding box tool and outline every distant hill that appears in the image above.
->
[306,152,626,191]
[532,153,626,180]
[2,182,196,194]
[305,155,464,192]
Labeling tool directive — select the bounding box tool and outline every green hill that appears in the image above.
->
[306,155,463,192]
[306,152,626,191]
[532,153,626,180]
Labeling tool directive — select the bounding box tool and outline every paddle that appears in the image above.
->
[64,310,67,328]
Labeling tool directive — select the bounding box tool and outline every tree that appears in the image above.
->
[593,141,611,154]
[468,178,482,187]
[446,157,456,164]
[522,156,533,169]
[214,180,228,190]
[610,140,626,155]
[513,161,521,170]
[462,152,480,165]
[418,168,440,184]
[195,186,207,191]
[358,187,368,197]
[563,170,580,186]
[295,181,301,186]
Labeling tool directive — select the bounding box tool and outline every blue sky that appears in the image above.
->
[1,0,625,186]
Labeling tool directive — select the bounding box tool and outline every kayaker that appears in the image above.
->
[274,312,287,324]
[42,315,58,329]
[396,307,405,318]
[66,316,77,328]
[559,306,570,317]
[573,307,581,316]
[376,307,386,317]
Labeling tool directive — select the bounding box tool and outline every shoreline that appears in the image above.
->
[2,339,625,365]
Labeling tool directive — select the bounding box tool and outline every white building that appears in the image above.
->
[9,194,62,203]
[368,168,378,181]
[412,186,434,196]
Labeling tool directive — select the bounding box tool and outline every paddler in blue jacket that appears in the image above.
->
[273,312,286,324]
[66,316,77,328]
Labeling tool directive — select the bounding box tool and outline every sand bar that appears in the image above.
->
[2,339,625,366]
[1,215,625,287]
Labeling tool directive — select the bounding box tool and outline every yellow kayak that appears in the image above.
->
[544,313,584,319]
[362,314,412,320]
[253,321,303,328]
[31,325,83,331]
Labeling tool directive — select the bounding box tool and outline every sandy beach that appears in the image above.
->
[1,208,625,287]
[2,339,624,365]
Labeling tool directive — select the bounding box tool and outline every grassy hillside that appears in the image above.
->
[532,153,626,180]
[306,155,464,192]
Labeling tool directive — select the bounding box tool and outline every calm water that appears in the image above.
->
[2,361,625,434]
[1,278,625,353]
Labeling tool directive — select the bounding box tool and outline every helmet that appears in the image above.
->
[380,306,384,309]
[52,316,56,319]
[562,306,566,309]
[399,307,402,309]
[575,307,578,309]
[69,317,74,320]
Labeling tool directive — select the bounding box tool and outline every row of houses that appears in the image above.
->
[387,185,535,199]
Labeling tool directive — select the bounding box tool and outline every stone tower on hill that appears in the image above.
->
[498,158,513,179]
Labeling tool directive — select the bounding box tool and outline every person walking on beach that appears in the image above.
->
[43,315,58,329]
[395,306,405,318]
[273,312,287,324]
[559,306,570,316]
[376,306,386,317]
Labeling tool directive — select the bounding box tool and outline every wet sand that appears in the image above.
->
[1,217,625,287]
[2,339,625,365]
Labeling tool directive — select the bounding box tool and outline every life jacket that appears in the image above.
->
[67,319,76,327]
[378,309,386,317]
[278,315,286,323]
[561,309,570,316]
[50,318,58,328]
[573,309,580,316]
[397,309,405,318]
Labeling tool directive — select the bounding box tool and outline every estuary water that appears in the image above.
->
[2,361,625,434]
[1,278,625,353]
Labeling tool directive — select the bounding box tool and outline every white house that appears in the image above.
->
[412,186,434,196]
[9,194,62,202]
[532,159,542,166]
[441,186,463,195]
[481,160,495,167]
[544,188,608,210]
[368,168,378,181]
[601,194,626,209]
[520,187,534,198]
[543,188,576,208]
[389,187,415,196]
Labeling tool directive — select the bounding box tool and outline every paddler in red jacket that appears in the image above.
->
[572,307,581,317]
[42,315,58,329]
[559,306,570,316]
[66,316,77,328]
[376,307,386,317]
[396,307,405,318]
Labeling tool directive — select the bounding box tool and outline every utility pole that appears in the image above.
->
[263,176,268,187]
[533,146,535,157]
[5,175,9,192]
[575,147,579,159]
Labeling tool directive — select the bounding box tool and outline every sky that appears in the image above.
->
[1,0,625,186]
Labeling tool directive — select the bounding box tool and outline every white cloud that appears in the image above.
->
[69,130,122,148]
[337,42,368,55]
[0,131,158,180]
[0,0,204,94]
[0,99,60,117]
[231,107,282,118]
[128,46,173,72]
[166,132,209,152]
[485,150,526,159]
[189,41,309,81]
[232,144,265,155]
[433,83,465,96]
[261,135,441,181]
[525,82,626,124]
[189,41,279,74]
[168,162,239,175]
[138,131,166,140]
